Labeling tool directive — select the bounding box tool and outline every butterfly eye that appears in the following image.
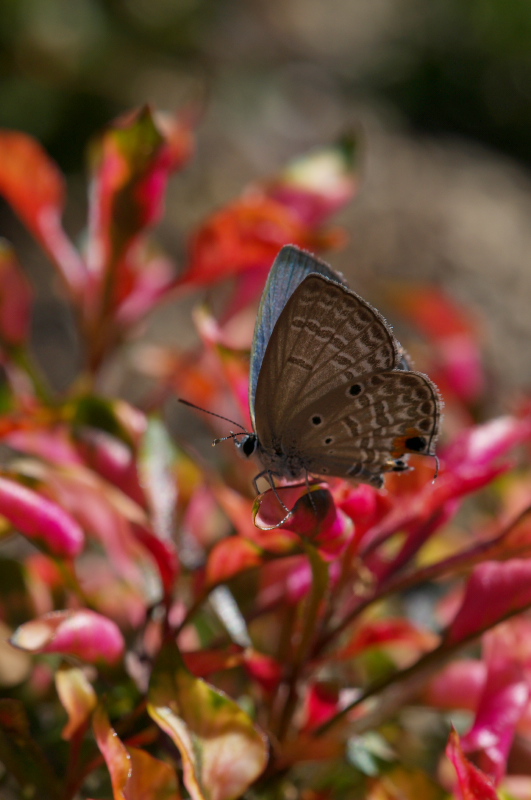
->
[239,435,258,457]
[405,436,427,452]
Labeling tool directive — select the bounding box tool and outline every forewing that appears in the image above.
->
[249,245,346,427]
[254,274,400,446]
[293,370,442,486]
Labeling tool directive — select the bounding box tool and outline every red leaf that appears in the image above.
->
[0,131,87,295]
[0,241,33,346]
[337,618,438,661]
[392,285,484,403]
[133,524,180,598]
[446,728,500,800]
[362,416,531,564]
[86,106,192,293]
[253,484,335,535]
[243,650,283,693]
[182,139,357,290]
[182,645,245,677]
[301,682,340,731]
[206,537,263,586]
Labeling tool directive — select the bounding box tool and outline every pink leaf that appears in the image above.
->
[74,427,145,508]
[5,427,84,468]
[423,660,486,712]
[459,620,531,784]
[0,475,84,557]
[443,415,531,476]
[265,137,359,227]
[10,609,125,666]
[36,463,148,586]
[447,560,531,645]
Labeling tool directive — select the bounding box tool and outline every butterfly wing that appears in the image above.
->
[253,273,440,485]
[249,245,347,429]
[290,369,441,487]
[254,273,399,441]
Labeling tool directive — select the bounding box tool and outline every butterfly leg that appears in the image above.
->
[304,470,318,514]
[252,470,290,513]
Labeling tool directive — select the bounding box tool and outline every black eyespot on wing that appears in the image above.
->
[348,384,362,396]
[392,459,408,472]
[324,437,333,445]
[405,436,427,452]
[312,415,323,426]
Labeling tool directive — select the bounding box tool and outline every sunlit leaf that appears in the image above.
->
[148,640,268,800]
[55,664,96,741]
[126,745,181,800]
[139,417,177,542]
[93,705,131,800]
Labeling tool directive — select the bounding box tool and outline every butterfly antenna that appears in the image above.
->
[178,398,248,432]
[212,432,243,446]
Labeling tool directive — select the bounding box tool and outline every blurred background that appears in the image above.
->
[2,0,531,398]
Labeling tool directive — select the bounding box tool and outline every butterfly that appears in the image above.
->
[232,244,442,490]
